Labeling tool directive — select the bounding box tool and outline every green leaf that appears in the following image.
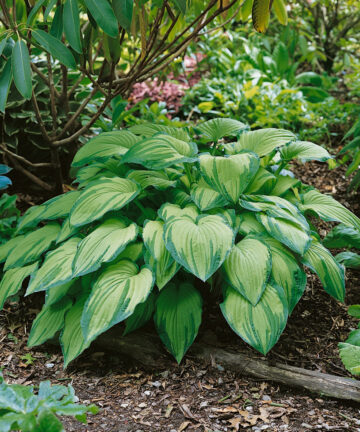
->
[223,235,271,306]
[299,86,329,103]
[237,212,265,236]
[199,153,260,204]
[72,218,138,277]
[116,242,144,262]
[339,343,360,375]
[252,0,270,33]
[16,205,45,233]
[154,282,202,363]
[123,291,156,336]
[121,135,198,170]
[196,118,246,142]
[63,0,82,53]
[264,236,306,314]
[81,260,154,343]
[172,0,187,14]
[348,305,360,319]
[5,223,61,270]
[12,40,32,100]
[69,178,140,227]
[32,30,76,69]
[302,239,345,302]
[0,59,13,113]
[272,0,288,25]
[143,220,179,289]
[221,284,288,354]
[244,167,276,194]
[257,213,311,255]
[37,407,64,431]
[0,235,23,263]
[299,189,360,231]
[84,0,118,37]
[273,41,289,74]
[164,214,234,281]
[129,123,190,142]
[113,0,133,31]
[49,5,64,39]
[26,237,81,294]
[335,252,360,270]
[28,298,72,347]
[280,141,331,162]
[158,203,199,221]
[323,224,360,249]
[127,170,176,191]
[0,263,38,309]
[227,129,295,157]
[45,280,76,306]
[27,0,46,26]
[271,175,300,196]
[40,191,81,221]
[56,218,80,244]
[60,295,91,368]
[72,131,140,167]
[190,178,229,211]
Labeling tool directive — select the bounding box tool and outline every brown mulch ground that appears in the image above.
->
[1,161,360,431]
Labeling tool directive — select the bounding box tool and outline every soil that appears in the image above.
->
[1,161,360,431]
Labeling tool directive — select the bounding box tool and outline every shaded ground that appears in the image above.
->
[1,161,360,431]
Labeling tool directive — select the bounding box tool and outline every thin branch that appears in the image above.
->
[0,145,53,168]
[31,91,52,144]
[46,53,58,134]
[67,73,85,99]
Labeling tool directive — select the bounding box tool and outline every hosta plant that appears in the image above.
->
[1,118,360,366]
[0,371,98,431]
[339,305,360,376]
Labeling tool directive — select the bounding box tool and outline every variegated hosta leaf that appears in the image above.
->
[190,178,228,211]
[143,220,178,289]
[263,236,306,314]
[72,219,138,277]
[280,141,331,162]
[74,159,122,187]
[221,284,288,354]
[299,189,360,231]
[121,135,198,170]
[244,167,276,195]
[336,252,360,270]
[257,213,311,255]
[39,190,81,221]
[237,212,266,236]
[72,131,140,167]
[226,128,295,157]
[167,188,193,207]
[207,208,237,231]
[123,291,156,336]
[339,343,360,376]
[223,236,271,306]
[271,175,300,197]
[252,0,271,33]
[69,178,141,227]
[56,217,79,244]
[164,214,234,281]
[28,297,72,347]
[116,242,144,262]
[16,205,48,233]
[0,235,24,263]
[81,260,154,343]
[45,280,77,307]
[129,123,190,142]
[154,282,202,363]
[158,203,199,221]
[196,118,246,142]
[323,224,360,249]
[60,295,91,368]
[5,223,61,270]
[26,237,81,294]
[302,240,345,302]
[199,153,260,204]
[126,170,176,190]
[0,263,38,309]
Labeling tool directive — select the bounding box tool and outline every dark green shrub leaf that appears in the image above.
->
[113,0,133,31]
[63,0,82,53]
[0,60,13,113]
[84,0,118,37]
[12,40,32,100]
[32,30,76,69]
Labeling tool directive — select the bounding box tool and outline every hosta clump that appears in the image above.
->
[1,118,360,367]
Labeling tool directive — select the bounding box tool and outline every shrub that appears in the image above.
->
[0,371,98,431]
[1,118,359,366]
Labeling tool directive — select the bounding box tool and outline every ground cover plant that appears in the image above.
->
[0,118,359,368]
[0,371,98,431]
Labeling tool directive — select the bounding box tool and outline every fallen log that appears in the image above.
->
[94,330,360,403]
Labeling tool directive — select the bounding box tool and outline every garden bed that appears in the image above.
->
[1,162,360,431]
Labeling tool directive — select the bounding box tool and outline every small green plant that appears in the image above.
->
[339,114,360,191]
[1,118,359,366]
[0,371,98,431]
[0,194,19,245]
[339,305,360,376]
[324,224,360,270]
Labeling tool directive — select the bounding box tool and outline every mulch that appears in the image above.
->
[1,161,360,431]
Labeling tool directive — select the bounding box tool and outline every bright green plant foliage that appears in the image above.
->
[1,118,360,365]
[339,306,360,376]
[0,371,98,431]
